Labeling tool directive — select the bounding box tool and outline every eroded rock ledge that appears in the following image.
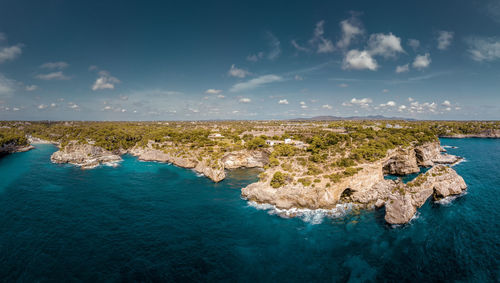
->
[49,139,466,225]
[242,141,466,224]
[50,140,269,181]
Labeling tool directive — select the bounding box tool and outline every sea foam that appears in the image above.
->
[247,201,354,224]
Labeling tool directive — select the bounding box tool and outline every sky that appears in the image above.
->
[0,0,499,121]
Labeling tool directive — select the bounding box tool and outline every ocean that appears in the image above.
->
[0,138,498,282]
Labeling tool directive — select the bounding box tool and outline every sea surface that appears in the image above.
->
[0,138,498,282]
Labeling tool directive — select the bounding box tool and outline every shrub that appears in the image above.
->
[270,171,287,188]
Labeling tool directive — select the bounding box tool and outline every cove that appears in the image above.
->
[0,139,498,282]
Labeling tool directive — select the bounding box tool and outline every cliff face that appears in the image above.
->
[383,147,420,175]
[51,141,122,169]
[241,142,466,225]
[128,141,269,182]
[384,165,467,224]
[221,150,269,169]
[440,129,500,138]
[0,143,34,155]
[241,162,384,210]
[415,142,462,166]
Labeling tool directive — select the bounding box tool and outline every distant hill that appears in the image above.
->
[290,115,416,121]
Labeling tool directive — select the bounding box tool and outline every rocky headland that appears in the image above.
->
[50,141,122,169]
[38,138,467,225]
[440,129,500,138]
[242,141,467,224]
[0,142,34,155]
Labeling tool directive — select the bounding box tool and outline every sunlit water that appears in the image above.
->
[0,139,498,281]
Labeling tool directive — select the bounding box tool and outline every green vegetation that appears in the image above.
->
[270,171,288,188]
[0,128,29,148]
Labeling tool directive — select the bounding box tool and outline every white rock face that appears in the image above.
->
[50,141,122,169]
[221,150,269,169]
[128,141,268,182]
[242,162,384,210]
[383,147,420,175]
[0,143,34,154]
[384,165,467,224]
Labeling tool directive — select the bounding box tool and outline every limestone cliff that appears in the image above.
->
[128,141,269,182]
[0,142,34,155]
[221,150,269,169]
[440,129,500,138]
[384,165,467,224]
[241,162,384,210]
[51,141,122,169]
[415,142,462,166]
[383,147,420,175]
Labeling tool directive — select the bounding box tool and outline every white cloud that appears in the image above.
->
[25,85,37,91]
[36,71,70,80]
[50,103,57,108]
[441,100,451,107]
[380,101,396,107]
[205,89,222,94]
[382,89,389,93]
[408,39,420,51]
[412,53,431,69]
[466,37,500,62]
[309,20,334,53]
[343,97,372,108]
[300,101,308,109]
[408,97,414,102]
[338,83,349,88]
[217,94,225,99]
[92,70,120,91]
[68,102,80,110]
[398,105,407,112]
[294,75,303,81]
[40,61,69,69]
[247,52,264,62]
[37,104,48,110]
[230,74,283,92]
[337,16,364,49]
[322,104,332,109]
[367,33,405,58]
[163,90,183,95]
[228,64,251,78]
[395,64,409,73]
[239,97,251,103]
[291,40,309,52]
[0,44,22,63]
[266,32,281,60]
[408,100,437,113]
[0,74,15,95]
[437,31,454,50]
[278,99,289,104]
[342,50,378,70]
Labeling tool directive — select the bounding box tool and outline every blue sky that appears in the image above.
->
[0,0,499,120]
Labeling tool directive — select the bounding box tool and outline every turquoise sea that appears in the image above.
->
[0,138,498,282]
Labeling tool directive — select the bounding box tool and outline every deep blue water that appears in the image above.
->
[0,139,499,282]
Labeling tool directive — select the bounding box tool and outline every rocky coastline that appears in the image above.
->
[439,129,500,139]
[25,138,467,225]
[241,141,467,224]
[0,143,34,155]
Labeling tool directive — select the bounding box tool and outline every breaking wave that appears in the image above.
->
[435,191,468,206]
[247,201,355,225]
